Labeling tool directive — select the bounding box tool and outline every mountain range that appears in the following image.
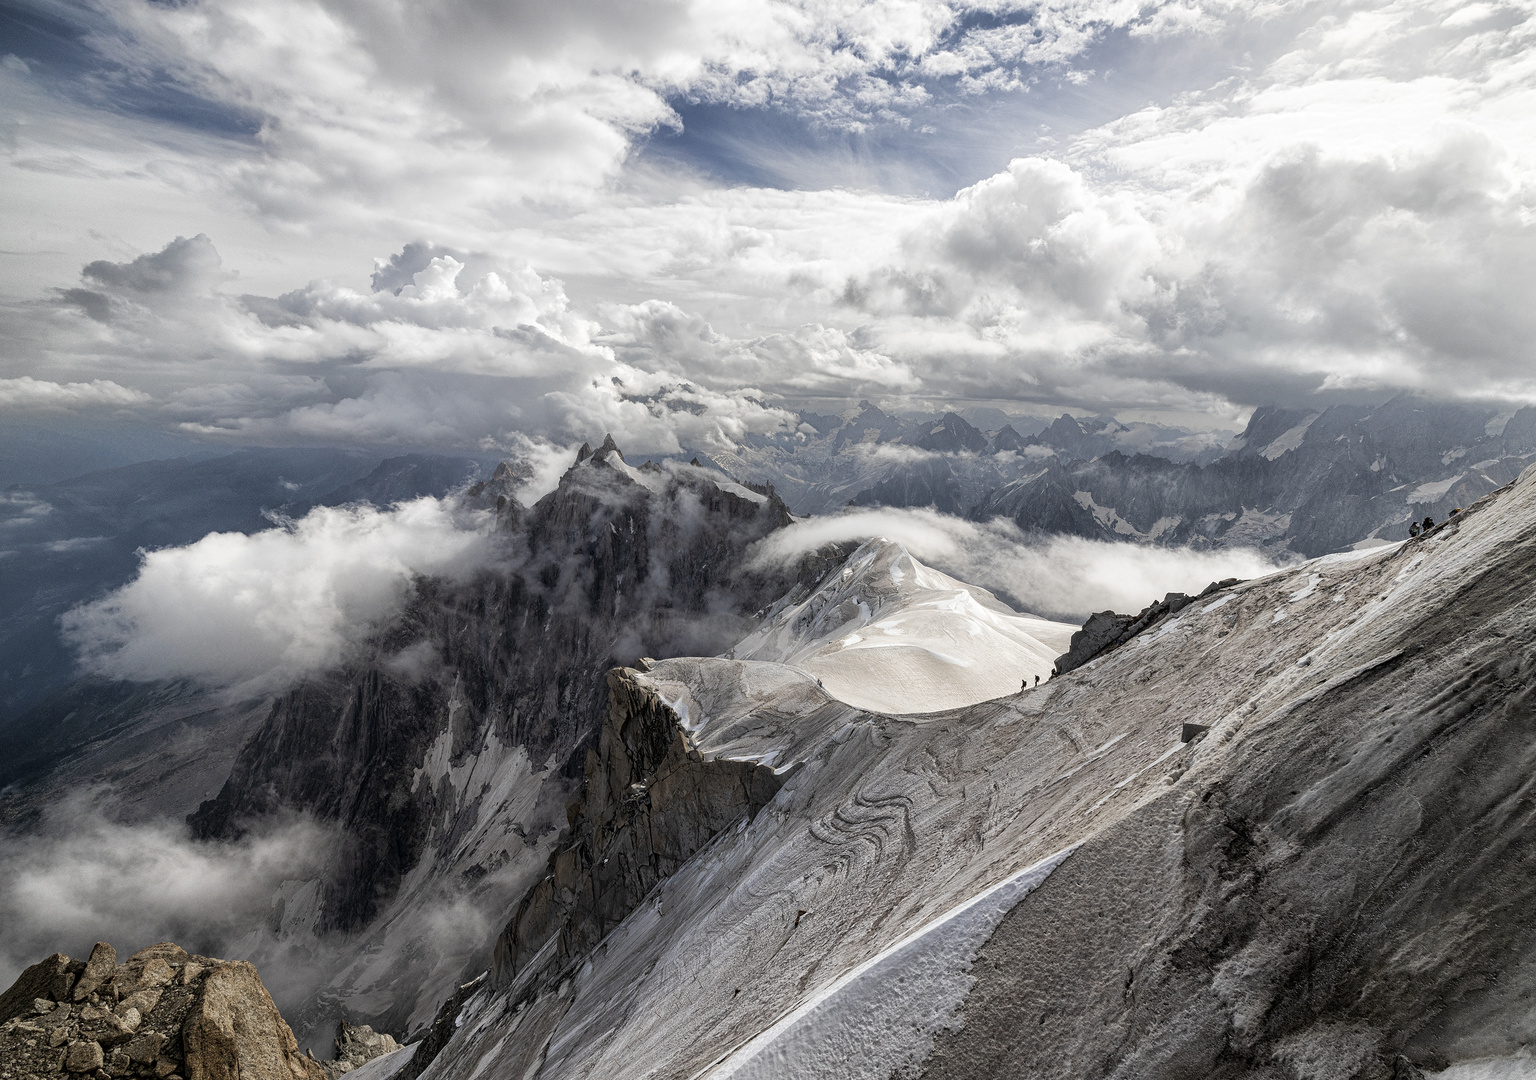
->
[709,397,1536,557]
[5,401,1536,1078]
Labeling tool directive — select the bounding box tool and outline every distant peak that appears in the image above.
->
[592,433,624,464]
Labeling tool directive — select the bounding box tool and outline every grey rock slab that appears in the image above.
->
[64,1040,104,1072]
[72,944,116,1003]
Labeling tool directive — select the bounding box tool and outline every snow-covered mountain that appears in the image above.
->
[732,537,1076,713]
[10,432,1536,1080]
[397,460,1536,1080]
[704,397,1536,558]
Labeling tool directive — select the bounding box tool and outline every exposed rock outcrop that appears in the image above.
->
[1053,577,1240,675]
[320,1021,400,1078]
[0,942,357,1080]
[491,667,785,995]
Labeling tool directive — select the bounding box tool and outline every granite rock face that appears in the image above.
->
[0,942,355,1080]
[321,1021,400,1077]
[492,667,784,995]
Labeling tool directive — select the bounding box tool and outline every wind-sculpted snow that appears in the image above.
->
[414,462,1536,1079]
[703,844,1078,1080]
[732,537,1076,712]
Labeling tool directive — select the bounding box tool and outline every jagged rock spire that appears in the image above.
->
[576,434,624,467]
[586,433,624,465]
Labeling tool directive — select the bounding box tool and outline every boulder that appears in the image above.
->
[0,953,77,1020]
[130,944,190,966]
[64,1039,105,1073]
[333,1021,400,1068]
[135,958,176,990]
[106,1047,133,1077]
[321,1021,402,1078]
[72,942,117,1002]
[120,985,164,1016]
[125,1030,168,1064]
[182,962,327,1080]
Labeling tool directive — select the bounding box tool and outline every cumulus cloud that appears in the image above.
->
[0,376,151,410]
[751,506,1284,619]
[62,497,494,691]
[48,0,1184,233]
[20,234,804,455]
[0,793,335,993]
[6,0,1536,450]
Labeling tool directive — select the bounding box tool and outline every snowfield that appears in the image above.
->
[732,538,1077,713]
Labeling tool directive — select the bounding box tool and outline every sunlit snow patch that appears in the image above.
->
[699,845,1078,1080]
[733,538,1076,713]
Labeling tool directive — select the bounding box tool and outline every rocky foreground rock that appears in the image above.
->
[0,943,398,1080]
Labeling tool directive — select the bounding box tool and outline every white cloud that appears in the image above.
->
[0,376,151,410]
[0,793,335,993]
[61,496,494,691]
[17,235,803,454]
[751,506,1284,618]
[6,0,1536,446]
[7,0,1181,253]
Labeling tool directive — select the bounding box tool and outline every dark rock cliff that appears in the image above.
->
[491,666,783,995]
[189,443,798,942]
[1053,578,1241,675]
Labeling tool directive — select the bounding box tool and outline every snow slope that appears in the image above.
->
[732,538,1076,712]
[417,464,1536,1080]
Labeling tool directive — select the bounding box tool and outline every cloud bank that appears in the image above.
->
[0,794,335,994]
[62,496,493,691]
[0,377,151,410]
[752,507,1285,619]
[4,0,1536,451]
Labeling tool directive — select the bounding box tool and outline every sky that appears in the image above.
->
[3,0,1535,458]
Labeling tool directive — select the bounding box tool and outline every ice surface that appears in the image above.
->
[1260,413,1319,459]
[732,538,1077,713]
[1409,474,1465,502]
[421,465,1536,1080]
[342,1045,416,1080]
[703,845,1077,1080]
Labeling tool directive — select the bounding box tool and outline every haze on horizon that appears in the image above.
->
[2,0,1534,467]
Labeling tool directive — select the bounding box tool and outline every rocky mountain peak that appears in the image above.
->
[915,412,989,454]
[592,433,623,463]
